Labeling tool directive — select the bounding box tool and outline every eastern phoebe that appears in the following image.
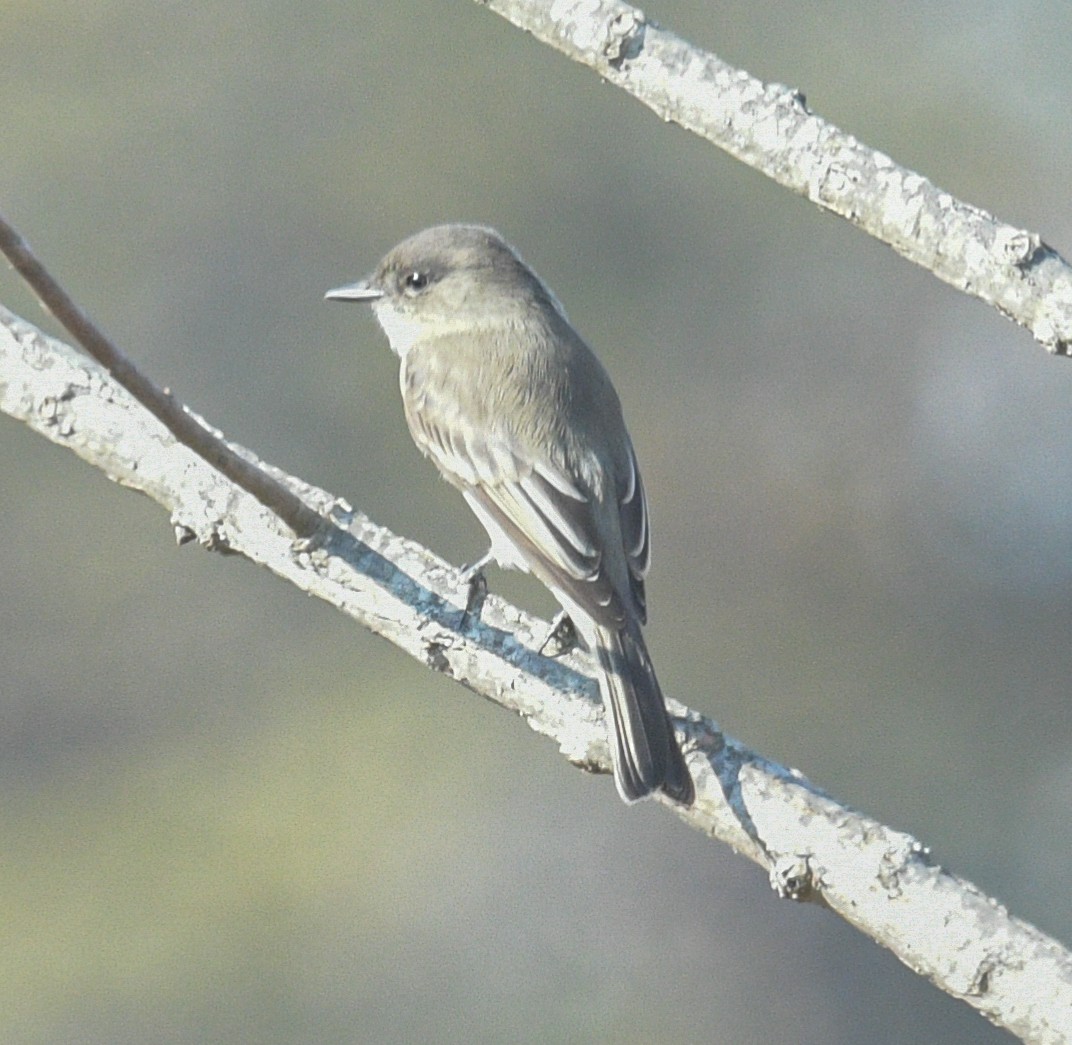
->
[326,224,693,806]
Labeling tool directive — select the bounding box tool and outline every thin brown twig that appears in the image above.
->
[0,211,323,537]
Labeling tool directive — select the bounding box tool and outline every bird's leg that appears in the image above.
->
[458,549,493,585]
[537,610,578,657]
[458,549,493,620]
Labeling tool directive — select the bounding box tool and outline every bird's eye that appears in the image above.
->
[402,270,430,295]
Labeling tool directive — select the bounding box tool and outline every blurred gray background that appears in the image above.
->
[3,2,1071,1042]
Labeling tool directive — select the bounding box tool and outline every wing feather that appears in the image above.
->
[619,443,650,622]
[402,347,650,627]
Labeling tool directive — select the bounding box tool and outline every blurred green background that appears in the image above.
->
[3,1,1072,1042]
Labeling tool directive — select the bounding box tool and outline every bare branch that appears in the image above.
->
[2,305,1070,1042]
[476,0,1072,356]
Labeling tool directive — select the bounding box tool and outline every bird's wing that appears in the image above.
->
[405,398,638,628]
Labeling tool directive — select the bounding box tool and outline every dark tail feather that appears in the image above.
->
[595,621,694,805]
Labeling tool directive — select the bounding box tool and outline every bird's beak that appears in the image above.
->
[324,279,384,303]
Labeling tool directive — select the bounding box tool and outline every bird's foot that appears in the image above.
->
[537,611,578,657]
[458,551,492,622]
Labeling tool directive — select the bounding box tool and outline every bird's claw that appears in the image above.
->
[538,611,577,657]
[458,550,492,623]
[462,569,488,620]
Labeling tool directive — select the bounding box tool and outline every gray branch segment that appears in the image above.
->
[478,0,1072,356]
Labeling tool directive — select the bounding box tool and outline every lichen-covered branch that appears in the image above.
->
[476,0,1072,356]
[2,306,1070,1042]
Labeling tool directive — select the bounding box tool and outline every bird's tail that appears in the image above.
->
[594,620,694,805]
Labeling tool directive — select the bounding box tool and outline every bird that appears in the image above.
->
[326,224,693,805]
